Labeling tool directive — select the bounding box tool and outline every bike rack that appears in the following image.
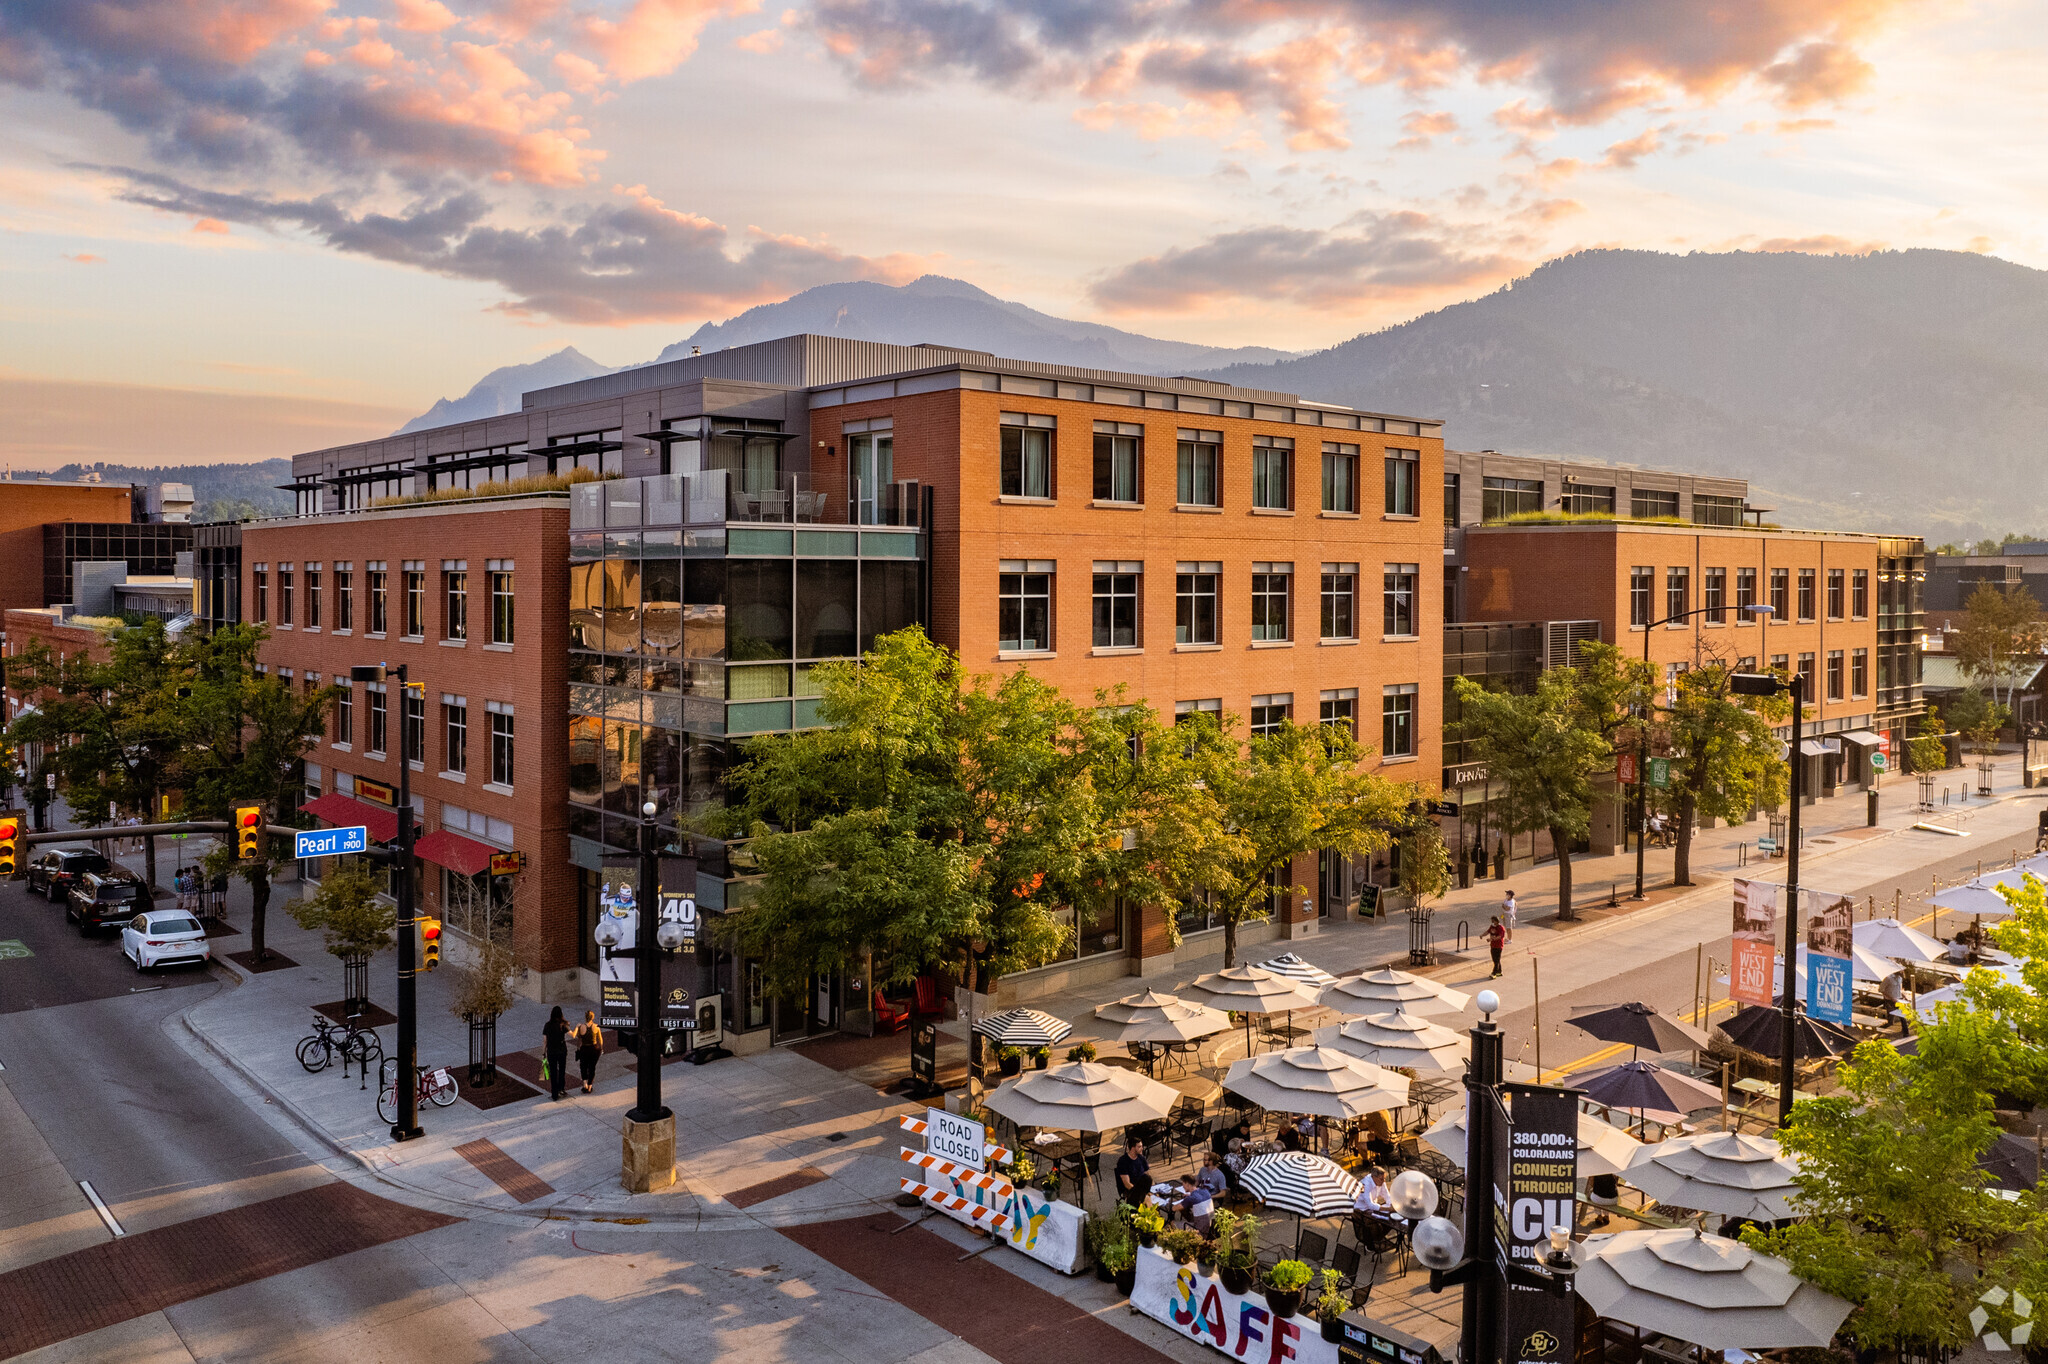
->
[1455,920,1471,954]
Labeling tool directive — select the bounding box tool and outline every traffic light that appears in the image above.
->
[418,917,441,971]
[0,812,20,878]
[234,803,264,861]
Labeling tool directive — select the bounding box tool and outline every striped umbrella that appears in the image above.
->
[1240,1151,1362,1217]
[1256,953,1338,988]
[972,1008,1075,1047]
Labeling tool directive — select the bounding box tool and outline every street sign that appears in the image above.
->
[1757,836,1778,855]
[1647,757,1671,788]
[294,826,368,859]
[1871,751,1890,772]
[924,1107,987,1172]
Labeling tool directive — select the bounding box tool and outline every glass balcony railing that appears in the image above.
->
[572,471,839,529]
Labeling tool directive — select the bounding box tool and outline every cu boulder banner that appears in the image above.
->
[598,858,639,1030]
[1492,1085,1579,1364]
[1804,888,1856,1027]
[1730,878,1779,1007]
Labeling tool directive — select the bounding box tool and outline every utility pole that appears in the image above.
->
[353,662,421,1142]
[1778,672,1806,1128]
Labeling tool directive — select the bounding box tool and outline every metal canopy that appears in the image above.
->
[540,439,624,459]
[421,450,529,475]
[708,428,800,443]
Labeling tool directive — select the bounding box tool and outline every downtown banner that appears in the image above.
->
[1803,889,1856,1026]
[1729,879,1779,1007]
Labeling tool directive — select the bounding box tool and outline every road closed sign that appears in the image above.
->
[924,1107,987,1171]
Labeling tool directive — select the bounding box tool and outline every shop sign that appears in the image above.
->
[490,850,525,877]
[355,776,396,807]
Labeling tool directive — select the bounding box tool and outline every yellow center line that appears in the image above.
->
[1537,996,1742,1086]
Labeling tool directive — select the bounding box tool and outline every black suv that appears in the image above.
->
[26,847,110,901]
[67,870,148,935]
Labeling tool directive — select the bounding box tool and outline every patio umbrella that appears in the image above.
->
[1318,967,1470,1017]
[1313,1012,1470,1074]
[1181,966,1320,1054]
[1851,916,1947,966]
[1572,1228,1853,1349]
[1092,991,1231,1045]
[1566,1002,1710,1057]
[1715,1003,1858,1061]
[973,1008,1075,1047]
[1980,1132,2043,1192]
[1422,1108,1643,1179]
[1912,960,2029,1015]
[1239,1151,1362,1217]
[1255,953,1338,989]
[1222,1045,1409,1121]
[1928,859,2046,921]
[981,1060,1178,1133]
[1573,1060,1724,1125]
[1624,1132,1804,1220]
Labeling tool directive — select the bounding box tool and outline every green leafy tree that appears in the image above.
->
[1944,687,2010,759]
[288,859,395,961]
[1906,703,1949,774]
[1398,821,1452,911]
[1954,583,2044,713]
[1664,662,1790,886]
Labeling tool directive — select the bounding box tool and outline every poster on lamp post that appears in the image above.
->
[1729,878,1779,1007]
[1803,889,1855,1026]
[1491,1084,1580,1364]
[598,857,640,1029]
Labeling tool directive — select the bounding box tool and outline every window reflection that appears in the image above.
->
[728,560,792,660]
[797,560,858,657]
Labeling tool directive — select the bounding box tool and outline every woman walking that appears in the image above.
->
[542,1005,570,1101]
[1485,915,1506,979]
[573,1010,604,1094]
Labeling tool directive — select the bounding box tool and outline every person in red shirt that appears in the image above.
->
[1485,915,1507,979]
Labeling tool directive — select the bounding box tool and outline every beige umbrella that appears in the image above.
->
[1573,1228,1853,1348]
[1222,1045,1408,1120]
[1852,917,1947,966]
[1422,1108,1644,1179]
[1181,965,1321,1053]
[1313,1012,1470,1074]
[1093,990,1232,1044]
[1318,967,1471,1017]
[981,1060,1179,1133]
[1624,1132,1804,1221]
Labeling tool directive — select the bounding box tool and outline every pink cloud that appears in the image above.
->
[577,0,760,85]
[392,0,459,34]
[191,217,230,233]
[347,37,399,67]
[1394,108,1457,150]
[735,27,783,53]
[64,252,106,264]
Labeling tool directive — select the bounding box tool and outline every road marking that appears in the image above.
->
[0,939,31,960]
[79,1181,126,1238]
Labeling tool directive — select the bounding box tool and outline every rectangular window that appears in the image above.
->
[367,684,387,756]
[443,562,468,640]
[1249,693,1292,738]
[367,562,387,634]
[1251,563,1292,641]
[488,564,514,644]
[1797,652,1815,693]
[1562,483,1615,515]
[1692,494,1744,527]
[1827,568,1844,620]
[1384,449,1419,515]
[1770,567,1789,618]
[335,563,353,630]
[1092,562,1140,649]
[1666,566,1689,622]
[1771,653,1789,676]
[1631,488,1680,519]
[1175,698,1222,727]
[1322,442,1359,513]
[1851,648,1868,698]
[1851,568,1869,619]
[1827,650,1844,701]
[403,688,424,764]
[999,415,1054,499]
[1481,476,1543,521]
[1442,471,1461,527]
[1735,567,1757,619]
[1176,430,1221,507]
[278,562,293,626]
[1381,685,1417,757]
[444,698,467,774]
[335,688,352,747]
[489,706,515,787]
[304,564,321,628]
[1175,562,1220,645]
[1320,563,1357,640]
[1630,566,1654,627]
[1797,568,1816,621]
[1092,423,1141,502]
[251,564,268,623]
[1737,656,1757,672]
[1252,436,1293,510]
[1703,567,1727,624]
[1319,688,1357,735]
[403,563,425,637]
[997,560,1054,652]
[1383,563,1418,637]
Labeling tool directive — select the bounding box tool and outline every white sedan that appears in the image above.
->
[120,911,212,972]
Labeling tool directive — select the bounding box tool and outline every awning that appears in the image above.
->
[1798,740,1836,758]
[302,792,400,844]
[1839,729,1885,747]
[414,829,495,877]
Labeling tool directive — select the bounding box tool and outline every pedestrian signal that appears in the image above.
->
[419,916,442,971]
[0,813,20,877]
[234,804,264,861]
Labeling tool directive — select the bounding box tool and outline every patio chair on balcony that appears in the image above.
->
[755,489,788,521]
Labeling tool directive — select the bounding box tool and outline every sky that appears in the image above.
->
[2,0,2045,468]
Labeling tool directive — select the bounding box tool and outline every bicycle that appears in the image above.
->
[376,1056,459,1124]
[296,1013,384,1077]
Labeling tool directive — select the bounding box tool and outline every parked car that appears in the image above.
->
[26,846,110,901]
[66,870,149,935]
[120,910,211,972]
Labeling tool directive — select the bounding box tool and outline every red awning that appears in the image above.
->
[414,829,495,877]
[302,792,400,844]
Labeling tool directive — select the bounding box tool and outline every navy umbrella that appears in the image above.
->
[1567,1002,1710,1058]
[1716,1003,1857,1061]
[1573,1060,1723,1125]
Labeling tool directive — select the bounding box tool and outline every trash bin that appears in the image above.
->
[1867,789,1879,827]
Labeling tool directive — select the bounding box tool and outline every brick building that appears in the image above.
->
[0,479,134,619]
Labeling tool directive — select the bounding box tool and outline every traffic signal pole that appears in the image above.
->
[391,665,422,1142]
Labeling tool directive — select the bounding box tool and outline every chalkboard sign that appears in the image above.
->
[910,1022,938,1086]
[1358,883,1382,916]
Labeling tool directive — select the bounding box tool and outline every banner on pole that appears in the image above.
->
[1804,889,1855,1026]
[1730,878,1779,1007]
[1492,1084,1580,1364]
[597,857,640,1029]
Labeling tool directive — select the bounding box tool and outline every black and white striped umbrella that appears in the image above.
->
[1239,1151,1362,1218]
[972,1008,1074,1047]
[1255,953,1338,989]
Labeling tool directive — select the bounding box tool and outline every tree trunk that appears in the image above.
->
[1674,793,1696,886]
[250,867,271,962]
[144,832,157,897]
[1222,916,1238,968]
[1550,824,1576,921]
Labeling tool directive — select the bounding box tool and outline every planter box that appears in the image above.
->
[1130,1249,1339,1363]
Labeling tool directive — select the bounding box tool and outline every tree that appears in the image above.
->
[1944,687,2010,759]
[1953,583,2044,713]
[1906,703,1949,773]
[1663,663,1790,885]
[448,937,520,1024]
[1398,821,1452,911]
[288,859,395,961]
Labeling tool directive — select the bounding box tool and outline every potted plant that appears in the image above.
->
[1262,1259,1313,1319]
[1039,1162,1062,1195]
[1313,1268,1350,1342]
[1212,1210,1259,1294]
[1029,1045,1050,1070]
[1196,1238,1219,1277]
[1066,1040,1097,1063]
[1158,1229,1203,1265]
[1102,1238,1138,1296]
[1084,1213,1125,1282]
[1127,1202,1164,1248]
[1007,1155,1037,1188]
[997,1045,1023,1077]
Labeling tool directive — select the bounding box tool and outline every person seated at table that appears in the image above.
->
[1293,1114,1323,1154]
[1352,1166,1394,1219]
[1174,1172,1215,1233]
[1213,1117,1252,1158]
[1197,1151,1230,1199]
[1115,1135,1151,1207]
[1278,1121,1305,1152]
[1351,1110,1397,1163]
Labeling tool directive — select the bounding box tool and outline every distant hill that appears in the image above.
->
[49,459,295,521]
[1192,248,2048,539]
[396,347,615,433]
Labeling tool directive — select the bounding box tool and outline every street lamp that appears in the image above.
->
[1631,602,1776,899]
[351,661,422,1141]
[1729,665,1806,1127]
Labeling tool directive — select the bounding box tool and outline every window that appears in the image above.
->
[1737,656,1756,672]
[1384,449,1419,515]
[1320,563,1358,640]
[1631,488,1679,519]
[1442,471,1461,527]
[443,697,467,774]
[1000,413,1054,498]
[1562,482,1615,515]
[1851,568,1868,619]
[304,564,321,629]
[367,683,387,756]
[1175,698,1222,725]
[1382,685,1417,757]
[1321,442,1359,513]
[1630,566,1654,627]
[1665,566,1689,622]
[1092,562,1140,648]
[848,428,894,525]
[1827,650,1844,701]
[1851,648,1868,697]
[335,687,352,747]
[1770,567,1789,619]
[1092,422,1141,502]
[335,563,353,630]
[1319,688,1357,735]
[488,703,514,787]
[1251,563,1292,641]
[488,562,514,644]
[1383,563,1418,637]
[278,562,293,626]
[1176,562,1220,645]
[1176,429,1221,507]
[1735,567,1757,620]
[443,561,468,640]
[1703,567,1727,624]
[1250,693,1293,737]
[998,560,1054,652]
[1797,652,1815,693]
[1826,568,1844,620]
[1770,653,1789,675]
[403,688,425,764]
[367,562,388,635]
[1693,494,1744,527]
[403,562,425,637]
[1481,476,1542,521]
[252,563,268,622]
[1252,435,1293,510]
[1797,568,1816,621]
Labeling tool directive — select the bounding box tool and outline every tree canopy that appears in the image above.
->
[1663,662,1789,885]
[1953,583,2044,712]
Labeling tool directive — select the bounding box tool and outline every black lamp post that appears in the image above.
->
[351,661,422,1141]
[1730,665,1806,1126]
[593,799,691,1189]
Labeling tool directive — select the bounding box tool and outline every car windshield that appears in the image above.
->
[151,917,202,934]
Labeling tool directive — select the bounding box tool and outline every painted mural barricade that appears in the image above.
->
[895,1112,1088,1272]
[1003,1185,1085,1273]
[1130,1247,1339,1364]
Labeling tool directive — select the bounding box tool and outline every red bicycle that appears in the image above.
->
[376,1058,458,1124]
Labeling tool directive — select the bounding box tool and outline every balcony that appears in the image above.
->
[573,471,923,530]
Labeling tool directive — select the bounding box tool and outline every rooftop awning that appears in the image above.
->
[415,829,495,877]
[540,439,624,460]
[1798,740,1836,758]
[709,429,800,444]
[322,466,414,486]
[420,451,529,475]
[1839,729,1885,746]
[634,429,697,443]
[302,792,400,843]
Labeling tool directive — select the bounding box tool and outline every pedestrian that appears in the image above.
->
[1486,915,1506,978]
[1114,1135,1151,1206]
[1501,889,1517,942]
[542,1005,570,1100]
[573,1009,604,1094]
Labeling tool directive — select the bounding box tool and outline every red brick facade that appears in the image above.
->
[0,482,133,618]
